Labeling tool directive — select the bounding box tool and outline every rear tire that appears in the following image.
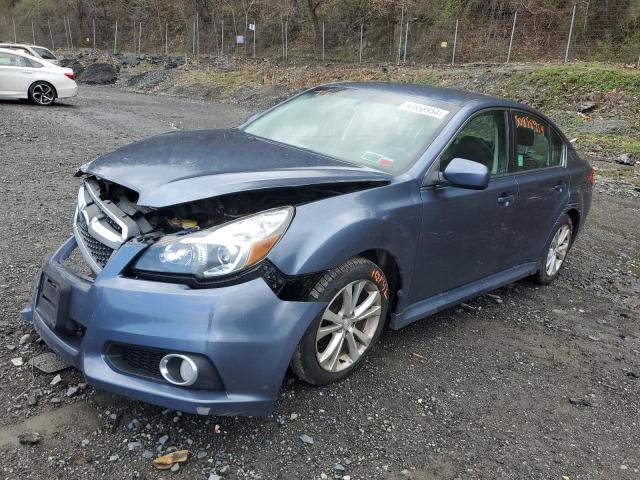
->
[29,82,56,106]
[291,257,389,386]
[533,214,573,285]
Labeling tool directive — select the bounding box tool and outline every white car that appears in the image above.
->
[0,47,78,106]
[0,43,59,64]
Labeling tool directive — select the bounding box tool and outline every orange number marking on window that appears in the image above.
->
[515,115,545,135]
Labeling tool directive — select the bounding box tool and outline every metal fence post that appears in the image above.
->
[114,19,118,54]
[253,20,256,58]
[359,23,363,63]
[451,19,459,65]
[285,20,288,63]
[281,17,285,63]
[322,22,325,61]
[565,4,576,63]
[507,11,517,63]
[403,20,409,63]
[397,6,404,65]
[63,17,69,48]
[12,17,16,42]
[48,19,55,49]
[138,22,142,54]
[165,21,168,55]
[31,21,35,44]
[67,17,74,49]
[92,17,95,49]
[221,19,224,56]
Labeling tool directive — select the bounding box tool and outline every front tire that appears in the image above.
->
[533,214,573,284]
[291,257,389,386]
[29,82,56,106]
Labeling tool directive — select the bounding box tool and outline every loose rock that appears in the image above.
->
[18,432,41,445]
[299,434,314,445]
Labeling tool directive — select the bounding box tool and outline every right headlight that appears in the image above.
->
[133,207,294,279]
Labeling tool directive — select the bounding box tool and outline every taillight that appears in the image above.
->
[587,168,595,187]
[64,72,75,80]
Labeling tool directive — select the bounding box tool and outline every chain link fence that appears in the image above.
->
[1,2,639,66]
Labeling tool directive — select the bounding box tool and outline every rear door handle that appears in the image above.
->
[553,183,564,193]
[497,193,514,207]
[22,71,33,74]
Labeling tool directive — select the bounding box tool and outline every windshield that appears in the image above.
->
[32,47,56,60]
[242,86,457,173]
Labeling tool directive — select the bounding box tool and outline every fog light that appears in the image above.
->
[159,354,199,386]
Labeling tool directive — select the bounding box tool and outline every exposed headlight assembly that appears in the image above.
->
[134,207,294,279]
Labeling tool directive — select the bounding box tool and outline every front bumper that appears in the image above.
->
[23,237,324,416]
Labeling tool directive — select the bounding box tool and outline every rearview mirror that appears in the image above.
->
[442,158,490,190]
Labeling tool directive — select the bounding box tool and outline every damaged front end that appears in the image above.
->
[73,175,386,297]
[28,172,399,416]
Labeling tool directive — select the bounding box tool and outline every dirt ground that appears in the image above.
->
[0,86,639,480]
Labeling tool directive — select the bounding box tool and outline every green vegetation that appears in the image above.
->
[507,64,640,107]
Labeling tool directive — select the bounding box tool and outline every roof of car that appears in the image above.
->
[0,47,29,55]
[324,81,526,109]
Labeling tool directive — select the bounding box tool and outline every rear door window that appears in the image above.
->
[511,112,564,172]
[32,47,56,60]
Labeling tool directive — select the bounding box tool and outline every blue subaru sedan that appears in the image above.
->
[23,83,593,416]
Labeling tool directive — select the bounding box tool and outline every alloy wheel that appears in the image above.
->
[32,84,54,105]
[545,224,571,276]
[315,279,382,372]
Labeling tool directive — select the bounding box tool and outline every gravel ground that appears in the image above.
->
[0,87,639,480]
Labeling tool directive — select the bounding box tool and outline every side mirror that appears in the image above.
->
[442,158,490,190]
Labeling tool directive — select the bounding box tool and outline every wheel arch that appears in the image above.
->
[357,249,403,316]
[566,207,580,243]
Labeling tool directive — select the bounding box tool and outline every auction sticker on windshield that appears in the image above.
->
[398,101,450,119]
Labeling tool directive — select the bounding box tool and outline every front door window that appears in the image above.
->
[441,110,508,176]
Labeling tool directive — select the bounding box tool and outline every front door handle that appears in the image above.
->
[497,193,514,207]
[553,182,564,193]
[22,71,33,74]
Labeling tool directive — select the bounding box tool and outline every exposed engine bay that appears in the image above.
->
[93,176,382,236]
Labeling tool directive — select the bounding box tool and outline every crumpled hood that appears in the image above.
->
[80,129,391,208]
